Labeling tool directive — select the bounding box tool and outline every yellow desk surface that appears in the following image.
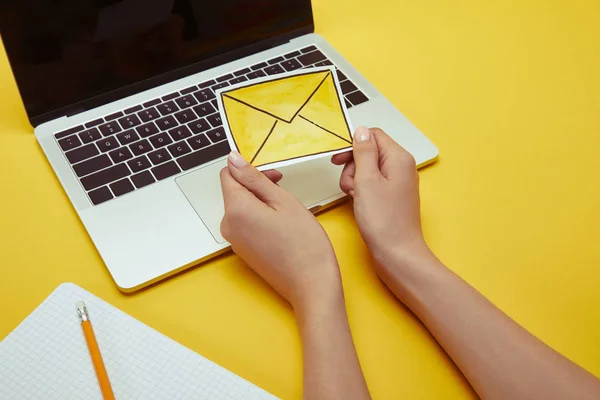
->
[1,1,599,398]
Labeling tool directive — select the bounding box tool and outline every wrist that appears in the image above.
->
[293,269,346,324]
[373,241,448,305]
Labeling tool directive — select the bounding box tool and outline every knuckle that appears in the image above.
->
[242,170,262,186]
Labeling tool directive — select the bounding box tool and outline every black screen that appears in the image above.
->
[0,0,312,122]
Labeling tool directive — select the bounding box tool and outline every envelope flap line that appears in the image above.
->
[250,120,279,164]
[221,72,331,124]
[297,115,352,145]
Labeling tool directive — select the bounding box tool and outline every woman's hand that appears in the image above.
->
[220,151,343,314]
[332,126,429,268]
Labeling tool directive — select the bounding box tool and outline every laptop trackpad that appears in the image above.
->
[175,157,345,243]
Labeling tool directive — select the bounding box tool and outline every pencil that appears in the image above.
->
[76,301,115,400]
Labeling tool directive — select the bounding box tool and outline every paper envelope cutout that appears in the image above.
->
[217,68,354,170]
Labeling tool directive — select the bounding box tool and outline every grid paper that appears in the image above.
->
[0,283,277,399]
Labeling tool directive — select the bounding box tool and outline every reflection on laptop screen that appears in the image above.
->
[0,0,312,119]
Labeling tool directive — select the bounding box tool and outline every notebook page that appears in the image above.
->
[0,283,277,399]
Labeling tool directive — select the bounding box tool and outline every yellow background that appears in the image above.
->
[1,0,599,398]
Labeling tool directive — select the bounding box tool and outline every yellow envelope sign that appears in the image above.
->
[219,69,353,169]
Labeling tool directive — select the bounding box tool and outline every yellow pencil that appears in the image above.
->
[76,301,115,400]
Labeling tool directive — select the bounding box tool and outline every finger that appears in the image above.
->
[263,169,283,184]
[370,128,417,178]
[227,151,285,208]
[352,126,381,182]
[220,167,251,206]
[331,151,353,166]
[339,161,355,194]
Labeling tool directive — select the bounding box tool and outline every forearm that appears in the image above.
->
[378,247,600,400]
[296,290,371,400]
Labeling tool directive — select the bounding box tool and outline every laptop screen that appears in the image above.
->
[0,0,312,122]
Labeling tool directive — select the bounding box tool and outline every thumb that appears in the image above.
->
[352,126,381,180]
[227,150,284,208]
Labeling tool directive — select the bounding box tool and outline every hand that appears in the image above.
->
[331,127,429,267]
[220,151,343,314]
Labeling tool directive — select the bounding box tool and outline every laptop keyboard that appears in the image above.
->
[53,45,370,206]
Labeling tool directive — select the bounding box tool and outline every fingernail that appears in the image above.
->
[228,151,248,168]
[349,189,355,197]
[355,126,371,143]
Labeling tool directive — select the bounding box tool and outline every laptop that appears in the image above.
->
[1,0,438,292]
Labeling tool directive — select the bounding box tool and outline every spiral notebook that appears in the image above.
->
[0,283,277,399]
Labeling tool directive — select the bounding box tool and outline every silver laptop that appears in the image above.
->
[1,0,438,292]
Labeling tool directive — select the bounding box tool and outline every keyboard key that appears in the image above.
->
[167,141,192,157]
[73,154,112,177]
[284,50,301,59]
[187,134,211,150]
[81,163,130,191]
[180,86,197,94]
[177,141,230,171]
[206,114,223,127]
[152,161,181,180]
[281,59,302,72]
[88,186,113,205]
[127,155,151,173]
[188,119,211,134]
[135,122,159,138]
[246,70,266,80]
[148,148,172,165]
[268,56,284,65]
[110,178,134,196]
[124,105,142,114]
[336,69,348,82]
[99,122,122,136]
[216,73,233,82]
[229,76,248,85]
[168,125,192,141]
[79,128,102,144]
[156,101,179,116]
[192,103,216,118]
[198,79,216,88]
[298,50,326,66]
[66,143,99,164]
[138,108,160,122]
[162,92,179,101]
[85,118,104,128]
[97,136,119,153]
[156,115,178,131]
[234,68,251,76]
[315,60,333,67]
[131,171,156,188]
[174,109,197,124]
[193,89,215,102]
[149,132,173,148]
[206,127,226,143]
[346,91,369,106]
[143,98,161,108]
[211,82,229,92]
[345,99,353,109]
[251,62,268,70]
[58,135,82,151]
[118,114,142,129]
[116,129,140,146]
[301,45,317,53]
[211,100,219,110]
[340,80,358,95]
[105,111,124,121]
[175,95,198,109]
[109,147,134,163]
[265,65,285,75]
[55,125,84,139]
[129,139,153,156]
